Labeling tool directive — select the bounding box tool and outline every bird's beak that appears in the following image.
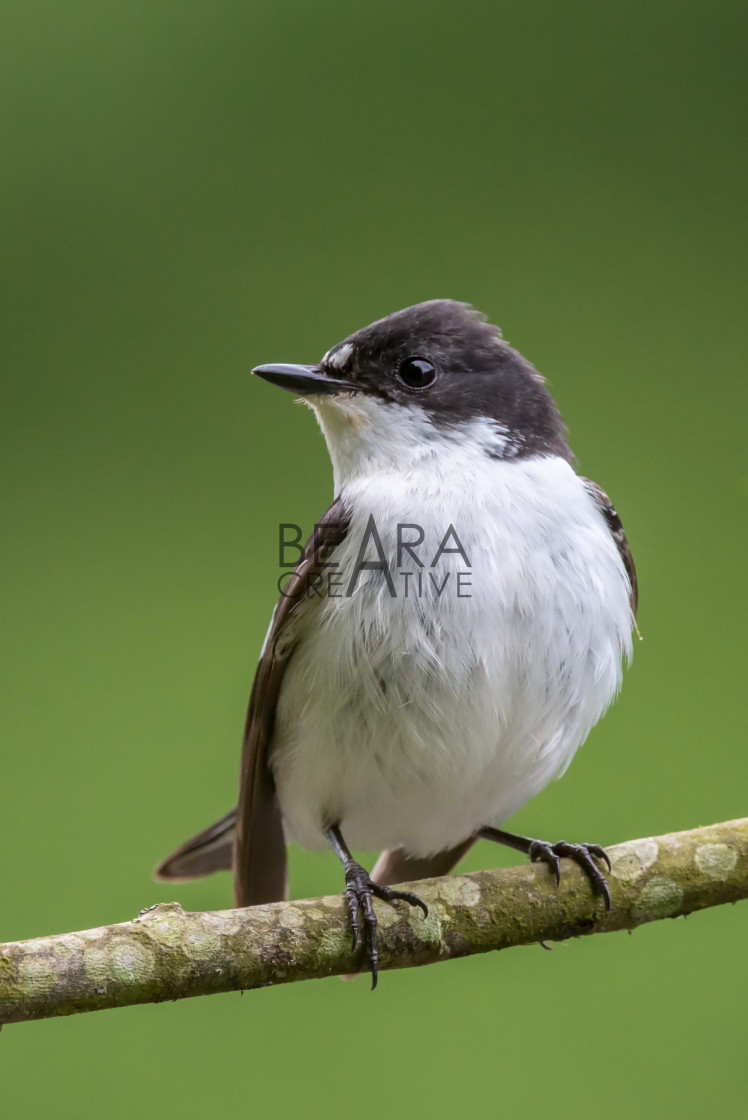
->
[252,363,355,395]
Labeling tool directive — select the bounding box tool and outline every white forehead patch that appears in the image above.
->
[324,342,354,370]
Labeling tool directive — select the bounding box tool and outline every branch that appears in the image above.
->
[2,818,746,1025]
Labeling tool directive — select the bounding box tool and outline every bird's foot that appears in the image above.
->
[343,860,428,989]
[528,839,612,910]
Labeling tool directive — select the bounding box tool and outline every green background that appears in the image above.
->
[2,1,747,1115]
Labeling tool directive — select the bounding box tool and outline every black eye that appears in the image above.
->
[397,357,437,390]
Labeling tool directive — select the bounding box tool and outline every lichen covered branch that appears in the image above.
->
[1,818,746,1025]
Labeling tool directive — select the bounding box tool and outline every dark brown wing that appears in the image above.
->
[233,497,350,907]
[583,478,638,617]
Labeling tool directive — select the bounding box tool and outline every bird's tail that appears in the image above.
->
[370,840,475,886]
[154,809,236,881]
[155,809,475,890]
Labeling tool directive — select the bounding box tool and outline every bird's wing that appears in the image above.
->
[583,478,638,617]
[233,496,351,906]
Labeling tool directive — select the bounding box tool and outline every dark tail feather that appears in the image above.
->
[154,808,237,881]
[155,813,475,890]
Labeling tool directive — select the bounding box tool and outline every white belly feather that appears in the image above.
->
[271,449,633,857]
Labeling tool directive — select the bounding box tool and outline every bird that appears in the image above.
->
[156,300,637,987]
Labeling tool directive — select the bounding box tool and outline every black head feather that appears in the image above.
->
[322,300,571,462]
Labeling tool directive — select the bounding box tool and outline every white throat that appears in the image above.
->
[306,393,509,493]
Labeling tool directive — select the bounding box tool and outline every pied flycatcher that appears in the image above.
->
[157,300,637,986]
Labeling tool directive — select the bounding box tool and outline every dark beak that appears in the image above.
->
[252,363,355,395]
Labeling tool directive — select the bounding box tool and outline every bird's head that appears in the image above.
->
[253,300,570,490]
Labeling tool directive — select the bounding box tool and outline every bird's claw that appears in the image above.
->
[343,860,428,989]
[529,839,612,910]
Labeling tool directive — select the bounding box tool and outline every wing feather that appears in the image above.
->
[583,478,638,617]
[233,497,350,906]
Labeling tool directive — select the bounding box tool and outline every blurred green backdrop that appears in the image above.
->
[2,1,747,1115]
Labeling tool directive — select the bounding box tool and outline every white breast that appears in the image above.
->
[270,407,634,857]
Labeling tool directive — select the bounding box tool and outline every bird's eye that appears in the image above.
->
[397,357,437,390]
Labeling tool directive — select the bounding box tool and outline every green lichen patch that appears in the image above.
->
[634,876,685,920]
[83,946,112,988]
[438,876,482,909]
[610,839,659,883]
[17,955,58,996]
[278,907,306,930]
[134,902,187,948]
[108,940,156,984]
[183,929,222,962]
[694,843,737,879]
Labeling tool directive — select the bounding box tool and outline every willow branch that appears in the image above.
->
[1,818,746,1025]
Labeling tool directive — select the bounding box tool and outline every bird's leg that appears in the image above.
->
[324,824,428,989]
[477,826,612,910]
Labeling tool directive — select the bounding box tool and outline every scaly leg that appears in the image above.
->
[325,824,428,989]
[477,825,612,910]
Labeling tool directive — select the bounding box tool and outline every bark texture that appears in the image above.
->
[1,818,746,1025]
